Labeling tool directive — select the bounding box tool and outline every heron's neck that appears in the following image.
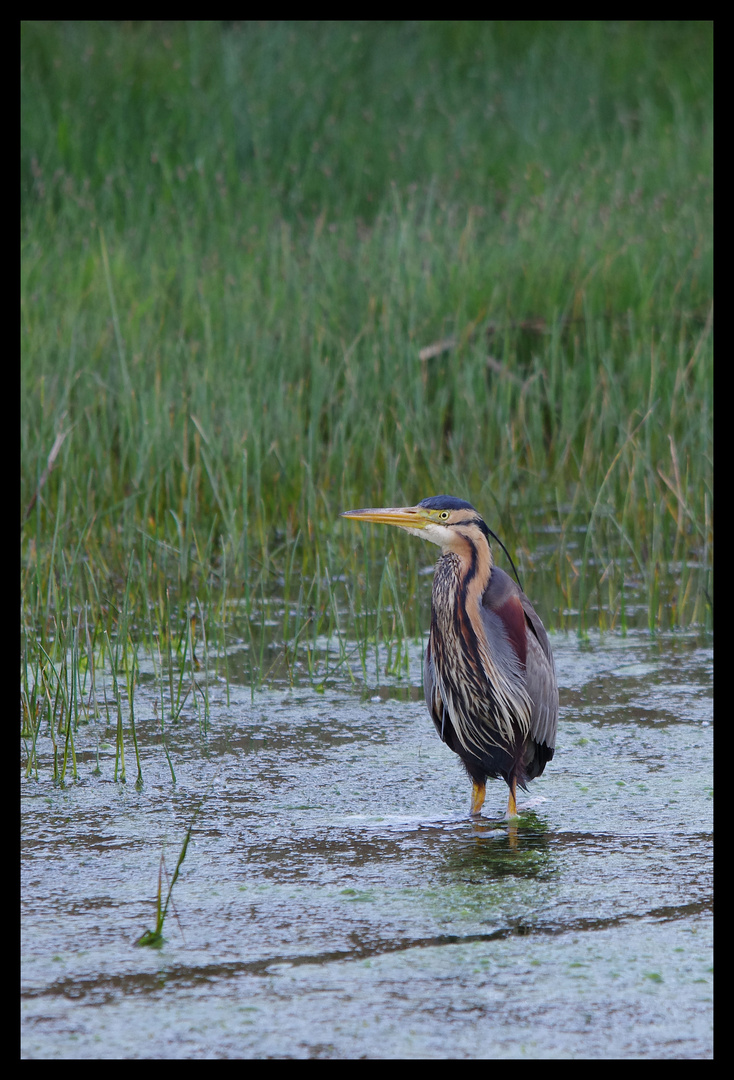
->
[432,534,493,635]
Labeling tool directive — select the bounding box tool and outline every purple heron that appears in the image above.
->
[342,496,558,818]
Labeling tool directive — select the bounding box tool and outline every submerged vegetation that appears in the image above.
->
[21,22,712,777]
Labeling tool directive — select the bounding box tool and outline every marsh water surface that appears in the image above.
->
[21,630,712,1058]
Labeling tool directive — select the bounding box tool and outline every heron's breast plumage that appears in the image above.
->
[428,552,532,763]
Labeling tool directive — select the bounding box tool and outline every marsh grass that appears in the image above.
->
[22,22,712,779]
[135,800,202,948]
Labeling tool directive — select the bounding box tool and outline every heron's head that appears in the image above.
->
[341,495,492,555]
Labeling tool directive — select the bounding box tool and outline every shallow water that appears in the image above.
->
[21,630,712,1058]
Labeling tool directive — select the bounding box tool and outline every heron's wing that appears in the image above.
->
[522,600,558,750]
[481,567,558,752]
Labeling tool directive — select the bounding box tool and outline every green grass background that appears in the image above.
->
[21,20,713,721]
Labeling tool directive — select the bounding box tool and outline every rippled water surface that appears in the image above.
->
[21,630,712,1058]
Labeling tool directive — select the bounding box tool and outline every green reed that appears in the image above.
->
[135,800,203,949]
[22,22,712,781]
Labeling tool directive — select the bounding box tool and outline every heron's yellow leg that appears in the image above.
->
[470,781,486,816]
[506,779,518,818]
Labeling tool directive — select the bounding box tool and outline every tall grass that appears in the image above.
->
[22,21,713,758]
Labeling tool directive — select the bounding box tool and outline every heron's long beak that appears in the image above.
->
[340,505,429,530]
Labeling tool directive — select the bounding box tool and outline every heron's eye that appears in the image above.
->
[439,511,450,520]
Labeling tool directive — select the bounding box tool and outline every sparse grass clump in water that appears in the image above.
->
[135,801,202,948]
[21,21,712,777]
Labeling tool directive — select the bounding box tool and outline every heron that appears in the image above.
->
[341,495,558,818]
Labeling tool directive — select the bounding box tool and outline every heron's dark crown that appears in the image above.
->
[419,495,477,513]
